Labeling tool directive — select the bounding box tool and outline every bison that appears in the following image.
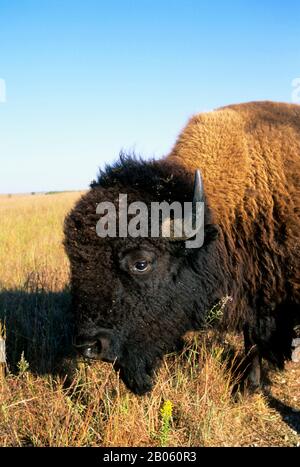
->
[64,101,300,395]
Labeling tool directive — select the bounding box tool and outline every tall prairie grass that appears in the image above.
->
[0,193,298,447]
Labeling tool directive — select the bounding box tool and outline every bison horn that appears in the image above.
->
[167,169,204,241]
[193,169,204,205]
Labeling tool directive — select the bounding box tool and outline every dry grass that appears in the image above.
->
[0,192,79,290]
[0,192,299,447]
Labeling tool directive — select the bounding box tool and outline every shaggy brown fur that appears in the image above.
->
[65,101,300,394]
[168,101,300,327]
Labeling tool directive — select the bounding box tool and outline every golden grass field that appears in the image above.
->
[0,192,299,447]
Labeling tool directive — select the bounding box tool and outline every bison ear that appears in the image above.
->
[204,224,219,245]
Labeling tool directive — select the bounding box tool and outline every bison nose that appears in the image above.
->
[73,331,116,363]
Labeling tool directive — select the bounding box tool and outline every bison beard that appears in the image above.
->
[64,101,300,395]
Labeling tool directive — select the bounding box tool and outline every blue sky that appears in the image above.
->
[0,0,299,193]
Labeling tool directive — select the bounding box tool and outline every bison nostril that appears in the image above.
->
[73,329,116,362]
[73,339,97,349]
[83,346,96,359]
[74,336,114,361]
[79,341,102,360]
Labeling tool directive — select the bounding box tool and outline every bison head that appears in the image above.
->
[64,156,220,394]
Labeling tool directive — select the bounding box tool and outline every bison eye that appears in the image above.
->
[133,260,150,273]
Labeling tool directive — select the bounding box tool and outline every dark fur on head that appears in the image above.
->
[65,154,220,394]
